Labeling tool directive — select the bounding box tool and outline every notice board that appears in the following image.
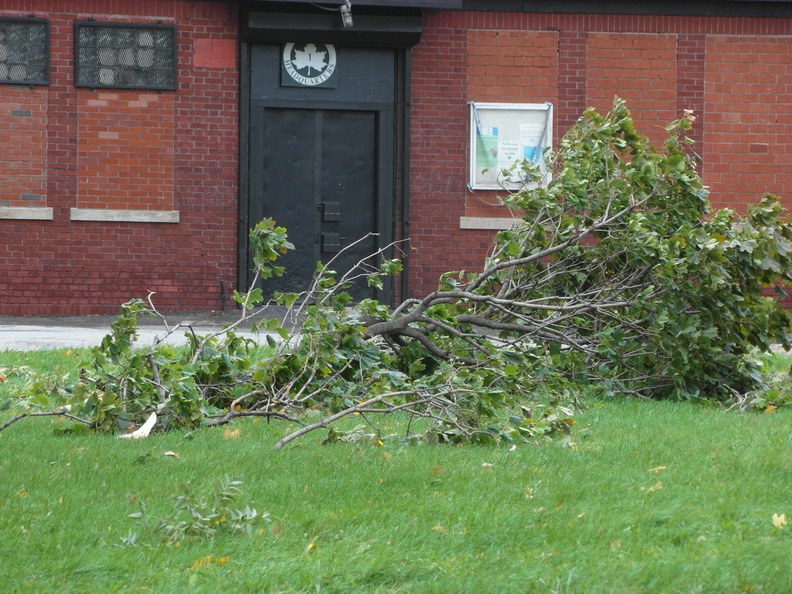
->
[469,102,553,190]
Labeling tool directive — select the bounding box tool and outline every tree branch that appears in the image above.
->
[273,391,428,450]
[0,411,92,434]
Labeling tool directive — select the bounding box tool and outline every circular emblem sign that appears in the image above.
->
[282,43,337,88]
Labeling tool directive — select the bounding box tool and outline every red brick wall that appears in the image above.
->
[0,0,239,315]
[705,36,792,211]
[78,92,175,210]
[408,13,477,296]
[587,32,678,146]
[408,11,792,298]
[467,30,559,103]
[0,88,48,208]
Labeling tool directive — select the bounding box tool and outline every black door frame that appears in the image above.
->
[239,38,410,306]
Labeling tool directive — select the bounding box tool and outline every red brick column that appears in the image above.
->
[557,30,587,134]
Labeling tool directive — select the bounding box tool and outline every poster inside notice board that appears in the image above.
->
[469,102,553,190]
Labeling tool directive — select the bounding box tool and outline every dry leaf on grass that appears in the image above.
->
[772,513,787,529]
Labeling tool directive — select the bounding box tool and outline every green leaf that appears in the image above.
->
[367,275,384,289]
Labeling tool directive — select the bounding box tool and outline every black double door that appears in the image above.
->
[253,106,380,299]
[243,44,399,302]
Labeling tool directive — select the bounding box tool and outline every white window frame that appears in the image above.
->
[469,102,552,191]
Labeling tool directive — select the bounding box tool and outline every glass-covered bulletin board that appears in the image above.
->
[469,102,553,190]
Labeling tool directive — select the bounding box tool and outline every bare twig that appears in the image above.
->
[0,411,92,434]
[146,354,168,404]
[273,390,427,450]
[206,410,303,427]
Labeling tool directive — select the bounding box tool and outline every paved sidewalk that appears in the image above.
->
[0,307,290,351]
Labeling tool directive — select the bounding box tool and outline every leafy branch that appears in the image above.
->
[4,98,792,445]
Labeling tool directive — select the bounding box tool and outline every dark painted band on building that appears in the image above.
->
[248,0,792,17]
[243,7,423,47]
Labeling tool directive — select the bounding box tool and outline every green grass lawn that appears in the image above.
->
[2,349,792,592]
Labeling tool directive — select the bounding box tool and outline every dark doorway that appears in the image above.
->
[241,41,405,304]
[251,106,381,298]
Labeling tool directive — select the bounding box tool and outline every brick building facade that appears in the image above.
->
[0,1,239,315]
[1,1,791,315]
[408,7,792,297]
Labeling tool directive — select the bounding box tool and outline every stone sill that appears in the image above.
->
[70,209,180,223]
[459,216,517,230]
[0,207,54,220]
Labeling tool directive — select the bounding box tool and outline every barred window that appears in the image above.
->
[75,22,176,90]
[0,18,49,85]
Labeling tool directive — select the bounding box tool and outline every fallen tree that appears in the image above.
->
[3,98,792,445]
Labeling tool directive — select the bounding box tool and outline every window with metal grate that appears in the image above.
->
[0,18,49,86]
[74,22,176,90]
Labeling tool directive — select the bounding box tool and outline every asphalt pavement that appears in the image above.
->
[0,307,290,351]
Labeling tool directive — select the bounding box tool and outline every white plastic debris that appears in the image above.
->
[118,412,157,439]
